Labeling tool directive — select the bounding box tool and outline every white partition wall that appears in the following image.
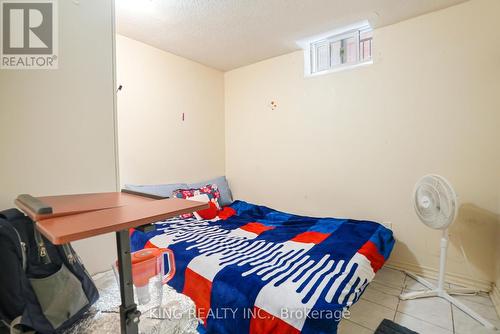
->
[0,0,118,274]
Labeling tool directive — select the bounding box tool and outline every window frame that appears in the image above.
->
[299,21,373,77]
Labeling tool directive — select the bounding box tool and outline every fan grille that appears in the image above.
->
[413,175,458,230]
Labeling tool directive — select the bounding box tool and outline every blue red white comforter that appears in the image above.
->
[130,200,395,334]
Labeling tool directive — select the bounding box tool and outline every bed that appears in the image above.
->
[129,200,395,334]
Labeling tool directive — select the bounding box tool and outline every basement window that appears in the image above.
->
[299,22,373,77]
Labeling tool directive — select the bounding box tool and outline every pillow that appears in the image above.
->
[172,184,221,219]
[123,183,188,198]
[188,176,233,207]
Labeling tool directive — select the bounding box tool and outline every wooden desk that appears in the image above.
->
[16,192,157,221]
[15,191,208,334]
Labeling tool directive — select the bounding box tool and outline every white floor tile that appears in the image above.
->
[452,305,500,334]
[347,298,396,331]
[452,292,496,307]
[373,267,405,289]
[361,284,400,310]
[337,319,373,334]
[394,312,452,334]
[354,268,500,334]
[368,280,403,297]
[397,295,453,330]
[453,295,500,322]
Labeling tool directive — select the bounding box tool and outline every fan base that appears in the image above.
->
[400,272,496,330]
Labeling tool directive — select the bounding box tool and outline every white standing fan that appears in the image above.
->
[399,174,496,330]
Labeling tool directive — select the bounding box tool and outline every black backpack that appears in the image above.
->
[0,209,99,334]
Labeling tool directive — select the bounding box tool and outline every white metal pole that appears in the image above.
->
[437,229,448,293]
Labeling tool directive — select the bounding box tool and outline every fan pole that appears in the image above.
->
[437,229,448,293]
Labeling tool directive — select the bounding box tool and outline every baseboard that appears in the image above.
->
[386,260,493,292]
[491,284,500,318]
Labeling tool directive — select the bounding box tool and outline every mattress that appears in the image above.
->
[130,200,395,334]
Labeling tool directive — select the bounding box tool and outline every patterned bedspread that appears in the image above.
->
[130,200,395,334]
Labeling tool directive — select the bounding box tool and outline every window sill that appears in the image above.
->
[305,59,373,78]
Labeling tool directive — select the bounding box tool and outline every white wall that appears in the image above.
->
[491,232,500,317]
[494,225,500,315]
[225,0,500,289]
[0,0,118,274]
[116,35,225,186]
[496,181,500,313]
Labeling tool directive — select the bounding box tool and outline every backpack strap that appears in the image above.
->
[0,208,50,266]
[0,313,35,334]
[0,308,11,329]
[0,209,24,222]
[6,317,35,334]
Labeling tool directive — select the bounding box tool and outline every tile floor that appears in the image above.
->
[338,267,500,334]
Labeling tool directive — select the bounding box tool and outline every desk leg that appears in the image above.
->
[116,230,140,334]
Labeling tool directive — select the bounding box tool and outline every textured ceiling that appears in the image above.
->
[116,0,468,71]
